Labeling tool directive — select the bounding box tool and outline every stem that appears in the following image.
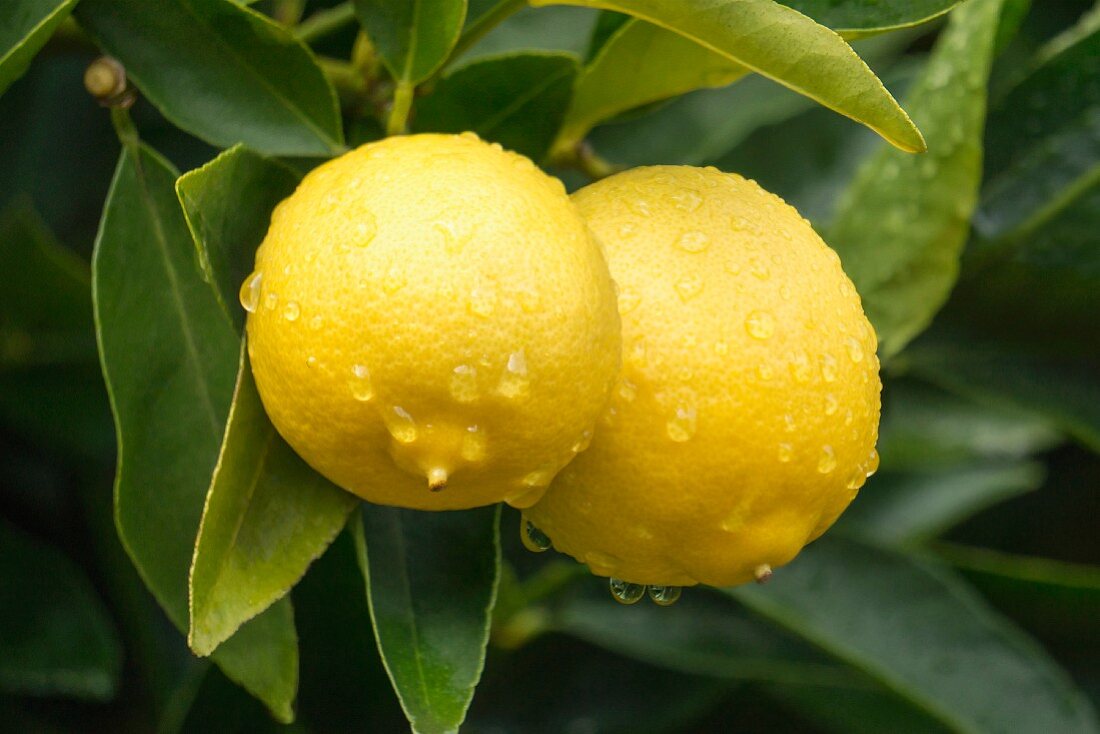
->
[319,56,368,101]
[387,80,415,136]
[274,0,306,26]
[553,140,622,180]
[110,106,140,151]
[296,1,357,43]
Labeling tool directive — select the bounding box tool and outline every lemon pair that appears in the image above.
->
[244,133,880,590]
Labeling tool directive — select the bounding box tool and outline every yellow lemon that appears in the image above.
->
[525,165,880,590]
[244,133,621,510]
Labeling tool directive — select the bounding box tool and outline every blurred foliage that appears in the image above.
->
[1,0,1098,732]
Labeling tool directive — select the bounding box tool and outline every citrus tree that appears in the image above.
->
[2,0,1099,732]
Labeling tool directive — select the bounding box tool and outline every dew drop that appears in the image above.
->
[846,337,864,363]
[521,466,554,489]
[349,364,374,401]
[749,257,770,280]
[628,198,651,217]
[783,414,796,433]
[790,352,812,382]
[239,271,262,313]
[496,350,530,399]
[821,353,838,382]
[516,286,540,313]
[865,448,880,477]
[386,406,417,443]
[648,585,682,606]
[609,578,646,605]
[306,355,317,368]
[666,405,697,442]
[309,315,324,331]
[571,429,593,454]
[745,310,775,339]
[617,286,641,314]
[354,210,377,246]
[521,518,552,552]
[675,275,704,302]
[450,364,479,403]
[777,443,794,463]
[670,189,703,212]
[817,445,837,474]
[434,218,472,253]
[846,468,866,491]
[675,230,709,253]
[617,380,638,403]
[263,292,278,311]
[461,425,487,462]
[468,285,496,317]
[383,266,406,294]
[824,393,839,416]
[618,222,637,237]
[283,300,300,321]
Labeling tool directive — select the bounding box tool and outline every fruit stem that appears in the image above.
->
[387,81,415,136]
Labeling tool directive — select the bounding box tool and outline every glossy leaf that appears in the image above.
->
[0,201,94,367]
[459,5,598,60]
[731,535,1100,733]
[839,461,1045,546]
[0,0,77,96]
[766,681,952,734]
[75,0,344,156]
[189,345,358,656]
[176,145,300,333]
[530,0,925,153]
[353,504,501,734]
[829,0,1005,358]
[976,13,1100,242]
[0,519,122,700]
[415,51,578,161]
[554,19,747,153]
[353,0,467,84]
[94,142,297,721]
[780,0,962,37]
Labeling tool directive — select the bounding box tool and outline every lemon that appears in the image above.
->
[525,165,881,589]
[243,133,621,510]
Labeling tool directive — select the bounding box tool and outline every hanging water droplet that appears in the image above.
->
[461,425,487,462]
[818,445,837,474]
[571,429,593,454]
[450,364,479,403]
[675,230,709,253]
[521,518,552,552]
[824,393,839,416]
[777,443,794,463]
[427,467,448,492]
[745,310,775,339]
[521,466,554,489]
[354,210,377,246]
[386,406,417,443]
[821,353,838,382]
[496,350,529,399]
[865,448,880,477]
[675,275,704,302]
[609,578,646,605]
[283,300,300,321]
[666,405,697,442]
[239,271,262,313]
[647,585,682,606]
[309,315,324,331]
[349,364,373,401]
[846,468,866,491]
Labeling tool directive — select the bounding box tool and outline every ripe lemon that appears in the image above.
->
[243,133,621,510]
[524,165,881,591]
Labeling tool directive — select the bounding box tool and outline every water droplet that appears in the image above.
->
[309,315,324,331]
[239,271,262,313]
[670,189,703,212]
[516,286,539,313]
[714,341,729,355]
[571,429,593,453]
[263,292,278,311]
[461,425,487,461]
[427,467,448,491]
[354,210,377,246]
[648,585,682,606]
[521,518,552,552]
[450,364,479,403]
[306,355,317,368]
[386,406,417,443]
[434,218,472,253]
[725,260,743,276]
[617,286,641,314]
[821,353,838,382]
[283,300,300,321]
[754,565,773,583]
[468,285,496,317]
[783,414,796,433]
[609,578,646,605]
[777,443,794,463]
[824,393,839,416]
[666,405,697,442]
[749,257,770,280]
[617,380,637,402]
[349,364,373,401]
[675,230,709,253]
[383,266,405,294]
[790,352,812,382]
[496,350,529,399]
[846,468,866,491]
[845,337,864,363]
[745,310,775,339]
[460,131,480,141]
[521,467,554,489]
[865,448,880,477]
[817,445,837,474]
[627,198,651,217]
[675,275,704,302]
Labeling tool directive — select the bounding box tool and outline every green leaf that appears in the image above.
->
[554,19,747,153]
[94,143,297,722]
[75,0,344,156]
[530,0,925,152]
[0,519,122,700]
[0,0,77,96]
[353,0,467,85]
[189,344,358,656]
[459,5,598,60]
[0,201,94,367]
[936,543,1100,646]
[839,461,1046,546]
[976,13,1100,242]
[780,0,962,37]
[828,0,1006,359]
[765,680,952,734]
[352,504,501,734]
[176,145,300,333]
[731,535,1100,733]
[415,51,579,161]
